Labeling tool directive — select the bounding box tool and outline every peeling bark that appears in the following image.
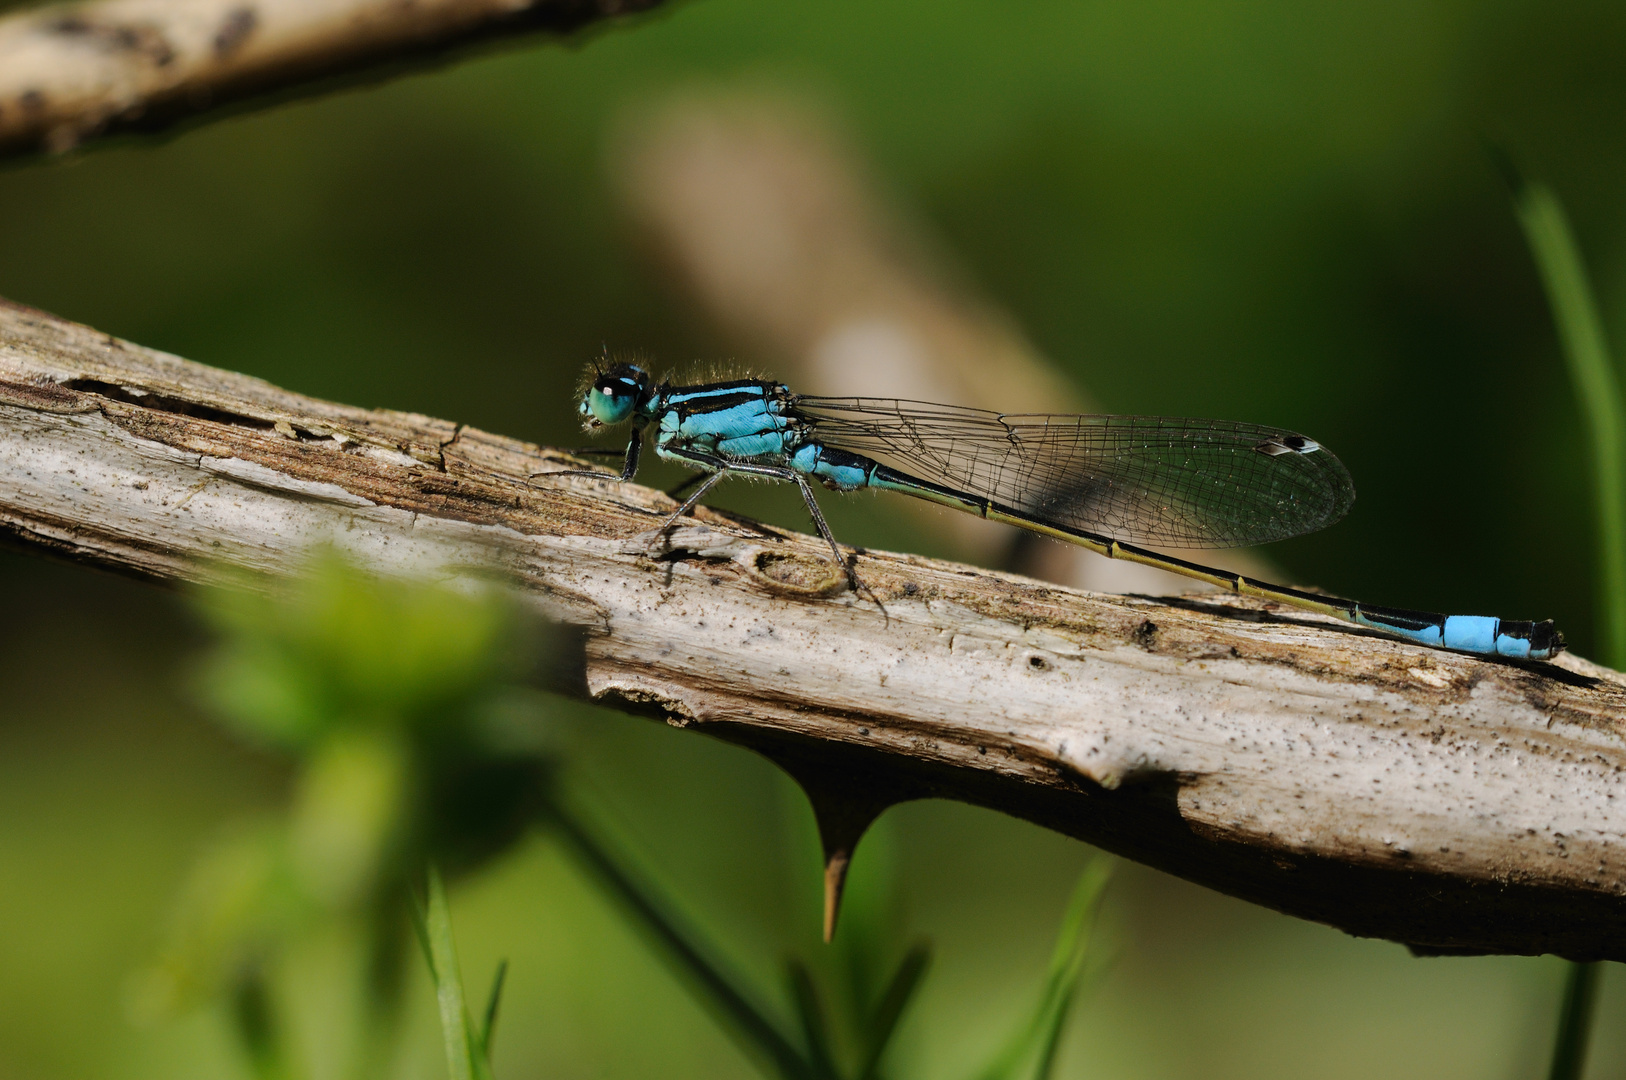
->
[2,295,1625,960]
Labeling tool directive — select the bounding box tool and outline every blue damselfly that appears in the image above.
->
[555,361,1561,661]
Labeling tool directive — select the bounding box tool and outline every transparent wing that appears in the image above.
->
[791,396,1355,548]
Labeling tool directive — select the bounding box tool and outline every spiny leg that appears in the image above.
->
[664,471,709,502]
[533,429,645,483]
[658,470,727,535]
[790,475,853,577]
[790,473,884,610]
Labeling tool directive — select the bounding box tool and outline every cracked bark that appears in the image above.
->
[3,295,1626,959]
[0,0,667,158]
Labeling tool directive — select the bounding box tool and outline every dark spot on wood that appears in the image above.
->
[45,16,174,65]
[46,15,91,34]
[60,378,275,430]
[1133,619,1159,650]
[1028,654,1050,671]
[21,90,46,114]
[902,581,918,596]
[214,6,258,58]
[128,25,176,65]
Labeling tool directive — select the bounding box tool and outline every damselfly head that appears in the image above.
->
[578,362,651,430]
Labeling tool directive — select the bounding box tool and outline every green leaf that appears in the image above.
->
[856,944,930,1080]
[478,959,509,1066]
[1505,166,1626,669]
[970,858,1112,1080]
[545,797,816,1080]
[229,968,292,1080]
[785,960,841,1080]
[421,866,491,1080]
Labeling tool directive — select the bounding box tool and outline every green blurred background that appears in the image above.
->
[2,0,1625,1075]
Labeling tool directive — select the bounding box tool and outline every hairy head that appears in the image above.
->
[578,361,652,430]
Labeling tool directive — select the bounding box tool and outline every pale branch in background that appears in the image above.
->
[0,0,665,158]
[2,295,1625,960]
[607,88,1275,596]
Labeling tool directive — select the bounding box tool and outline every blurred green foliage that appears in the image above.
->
[128,557,549,1078]
[192,558,524,751]
[2,0,1625,1076]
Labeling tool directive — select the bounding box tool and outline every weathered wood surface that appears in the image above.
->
[0,0,664,157]
[2,296,1625,959]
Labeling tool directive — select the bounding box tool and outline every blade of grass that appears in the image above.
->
[1508,170,1626,669]
[856,944,931,1080]
[410,889,436,982]
[786,960,842,1080]
[970,858,1112,1080]
[477,959,509,1067]
[1029,980,1079,1080]
[1548,961,1602,1080]
[422,866,489,1080]
[544,798,815,1080]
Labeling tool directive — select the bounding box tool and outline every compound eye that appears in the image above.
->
[585,378,638,425]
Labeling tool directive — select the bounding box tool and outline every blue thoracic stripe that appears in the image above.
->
[669,381,773,404]
[577,361,1563,663]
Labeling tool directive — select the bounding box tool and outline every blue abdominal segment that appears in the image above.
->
[1443,615,1499,654]
[790,444,873,490]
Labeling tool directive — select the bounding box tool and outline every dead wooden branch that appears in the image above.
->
[0,0,666,158]
[2,295,1625,959]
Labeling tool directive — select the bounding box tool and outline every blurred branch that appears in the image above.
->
[3,296,1626,961]
[0,0,665,159]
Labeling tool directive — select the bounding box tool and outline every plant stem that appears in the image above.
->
[1547,961,1602,1080]
[544,799,816,1080]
